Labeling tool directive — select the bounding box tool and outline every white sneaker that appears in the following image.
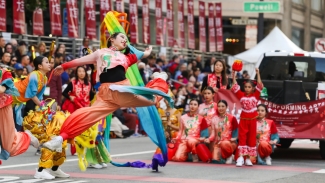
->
[34,169,55,180]
[245,158,253,166]
[49,169,70,178]
[236,156,244,167]
[192,154,199,163]
[100,163,108,168]
[89,163,103,169]
[25,130,40,149]
[226,156,233,164]
[265,156,272,165]
[43,136,63,152]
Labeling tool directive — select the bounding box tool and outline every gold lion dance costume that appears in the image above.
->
[43,11,173,172]
[23,100,70,180]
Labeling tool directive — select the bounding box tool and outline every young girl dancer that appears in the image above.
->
[43,32,173,152]
[12,56,51,130]
[173,99,206,162]
[201,60,229,93]
[205,100,238,164]
[231,68,263,167]
[256,104,279,165]
[0,63,40,160]
[198,87,217,135]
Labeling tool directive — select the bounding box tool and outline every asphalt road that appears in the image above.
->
[0,138,324,183]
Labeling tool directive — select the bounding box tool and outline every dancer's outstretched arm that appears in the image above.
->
[53,51,98,75]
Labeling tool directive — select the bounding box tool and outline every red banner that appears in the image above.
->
[100,0,112,22]
[116,0,124,12]
[187,0,195,49]
[0,0,6,31]
[215,2,223,51]
[85,0,96,39]
[142,0,150,44]
[177,0,185,48]
[167,0,174,47]
[129,0,138,43]
[215,90,325,139]
[13,0,26,34]
[155,0,163,46]
[208,3,216,52]
[49,0,62,36]
[67,0,78,38]
[198,1,206,52]
[33,8,44,36]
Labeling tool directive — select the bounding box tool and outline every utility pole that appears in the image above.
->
[257,0,264,42]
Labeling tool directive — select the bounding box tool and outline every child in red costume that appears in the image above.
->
[231,68,263,167]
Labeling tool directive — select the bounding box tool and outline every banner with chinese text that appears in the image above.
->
[167,0,174,47]
[187,0,195,49]
[33,8,44,36]
[142,0,150,44]
[208,3,216,52]
[129,0,138,43]
[178,0,185,48]
[215,3,223,51]
[155,0,163,46]
[100,0,112,22]
[85,0,96,39]
[0,0,6,31]
[49,0,62,36]
[198,1,206,52]
[116,0,124,12]
[13,0,26,34]
[67,0,78,38]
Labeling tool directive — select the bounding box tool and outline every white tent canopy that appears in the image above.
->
[228,26,304,78]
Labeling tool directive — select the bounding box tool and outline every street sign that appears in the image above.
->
[315,38,325,52]
[244,1,280,13]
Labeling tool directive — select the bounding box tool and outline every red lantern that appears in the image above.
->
[232,60,243,72]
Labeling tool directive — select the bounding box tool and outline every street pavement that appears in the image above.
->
[0,137,324,183]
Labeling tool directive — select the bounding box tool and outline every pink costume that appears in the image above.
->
[208,113,238,160]
[0,68,30,159]
[231,83,263,157]
[198,101,217,126]
[52,47,162,141]
[256,118,278,158]
[176,113,205,155]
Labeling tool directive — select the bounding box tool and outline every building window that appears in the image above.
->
[292,0,303,4]
[311,0,322,11]
[292,27,304,48]
[311,33,323,51]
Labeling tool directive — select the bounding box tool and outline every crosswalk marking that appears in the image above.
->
[44,180,88,183]
[313,169,325,173]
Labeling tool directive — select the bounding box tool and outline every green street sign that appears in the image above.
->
[244,1,280,13]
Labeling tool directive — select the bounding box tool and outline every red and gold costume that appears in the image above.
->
[208,113,238,161]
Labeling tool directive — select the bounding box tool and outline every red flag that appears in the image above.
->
[156,0,163,46]
[178,0,185,48]
[167,0,174,47]
[85,0,96,39]
[100,0,112,22]
[215,3,224,51]
[66,0,79,38]
[129,0,138,43]
[0,0,6,32]
[13,0,26,34]
[208,3,216,52]
[198,1,206,52]
[142,0,150,44]
[49,0,62,36]
[187,0,195,49]
[33,8,44,36]
[116,0,124,12]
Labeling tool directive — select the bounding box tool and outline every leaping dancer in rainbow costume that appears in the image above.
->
[43,11,173,171]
